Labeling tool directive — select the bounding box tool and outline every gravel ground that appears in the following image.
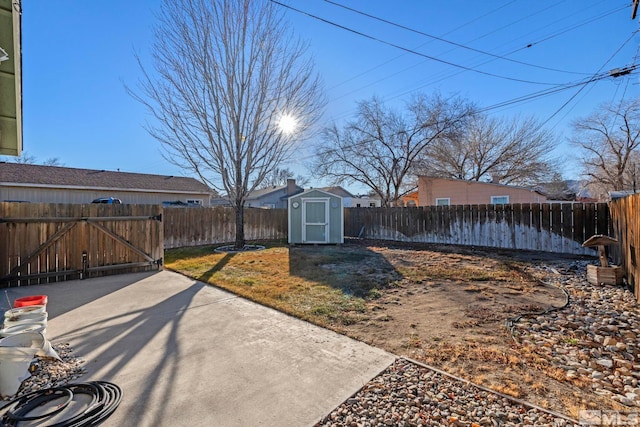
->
[513,261,640,408]
[0,342,86,404]
[314,358,578,427]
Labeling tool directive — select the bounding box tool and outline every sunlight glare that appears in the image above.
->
[278,114,297,135]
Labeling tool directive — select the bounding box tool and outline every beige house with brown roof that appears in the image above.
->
[418,176,547,206]
[0,162,213,205]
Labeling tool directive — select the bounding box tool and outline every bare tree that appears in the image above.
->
[1,152,63,166]
[42,157,63,166]
[417,114,557,186]
[259,167,310,188]
[571,99,640,199]
[314,93,472,206]
[8,152,37,164]
[131,0,323,249]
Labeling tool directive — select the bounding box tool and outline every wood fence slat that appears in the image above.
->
[561,203,574,254]
[610,194,639,301]
[1,202,163,287]
[573,203,585,246]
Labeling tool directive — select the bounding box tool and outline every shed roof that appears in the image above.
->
[291,188,342,199]
[0,162,211,193]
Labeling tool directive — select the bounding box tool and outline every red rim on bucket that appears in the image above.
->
[14,295,48,308]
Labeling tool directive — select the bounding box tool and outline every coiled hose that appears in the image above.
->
[0,381,122,426]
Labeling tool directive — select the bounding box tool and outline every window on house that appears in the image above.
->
[356,203,362,207]
[186,199,203,205]
[435,198,450,206]
[369,202,376,207]
[491,196,509,205]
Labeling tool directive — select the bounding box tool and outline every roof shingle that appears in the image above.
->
[0,163,211,193]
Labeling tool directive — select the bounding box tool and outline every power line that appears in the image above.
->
[325,1,521,93]
[322,0,589,76]
[270,0,564,86]
[507,4,627,55]
[537,30,639,128]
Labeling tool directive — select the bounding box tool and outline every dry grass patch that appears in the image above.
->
[165,243,382,328]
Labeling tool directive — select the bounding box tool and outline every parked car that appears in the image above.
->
[91,197,122,204]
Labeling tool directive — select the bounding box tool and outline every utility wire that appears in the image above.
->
[326,0,521,92]
[322,0,589,76]
[508,4,627,55]
[339,3,625,106]
[537,30,639,128]
[306,1,623,119]
[270,0,564,86]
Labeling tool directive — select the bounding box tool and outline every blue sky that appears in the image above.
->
[4,1,639,192]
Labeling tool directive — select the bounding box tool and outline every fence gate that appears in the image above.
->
[0,203,164,287]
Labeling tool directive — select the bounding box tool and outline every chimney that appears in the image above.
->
[286,179,297,196]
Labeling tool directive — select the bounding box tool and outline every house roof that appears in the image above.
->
[292,188,342,199]
[0,162,212,194]
[247,183,304,200]
[419,175,546,196]
[247,184,288,200]
[317,186,354,198]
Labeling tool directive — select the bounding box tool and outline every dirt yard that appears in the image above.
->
[324,240,618,417]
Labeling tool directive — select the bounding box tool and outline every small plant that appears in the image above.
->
[368,288,382,299]
[405,333,423,349]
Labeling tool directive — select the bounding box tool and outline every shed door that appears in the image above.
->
[302,199,329,243]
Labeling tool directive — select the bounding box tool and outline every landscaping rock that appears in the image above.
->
[514,260,640,408]
[315,359,577,426]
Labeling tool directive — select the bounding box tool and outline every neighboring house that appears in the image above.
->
[245,179,303,208]
[317,186,356,207]
[0,162,213,205]
[350,194,382,208]
[536,179,597,202]
[417,176,547,206]
[401,191,419,207]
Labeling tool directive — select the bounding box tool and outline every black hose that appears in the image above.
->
[3,387,73,421]
[505,278,571,343]
[0,381,122,427]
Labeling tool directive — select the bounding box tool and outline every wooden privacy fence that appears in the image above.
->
[344,203,611,255]
[164,207,287,249]
[0,203,163,287]
[610,194,640,299]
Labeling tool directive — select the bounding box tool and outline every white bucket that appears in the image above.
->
[3,305,47,320]
[0,346,38,398]
[0,332,60,360]
[4,312,49,328]
[0,322,47,337]
[3,311,47,328]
